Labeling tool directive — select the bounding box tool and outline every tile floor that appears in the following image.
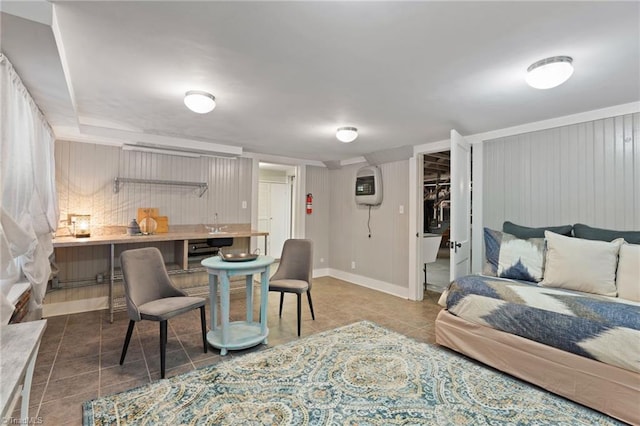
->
[16,276,443,425]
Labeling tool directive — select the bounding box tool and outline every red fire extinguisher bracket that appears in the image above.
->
[306,193,313,214]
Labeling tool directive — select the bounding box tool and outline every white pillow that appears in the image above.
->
[616,242,640,302]
[540,231,623,296]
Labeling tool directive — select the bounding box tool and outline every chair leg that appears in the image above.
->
[160,320,167,379]
[296,293,302,337]
[307,291,315,320]
[120,320,135,365]
[279,292,284,318]
[200,306,208,353]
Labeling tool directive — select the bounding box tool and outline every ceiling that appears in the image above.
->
[2,1,639,164]
[424,152,450,183]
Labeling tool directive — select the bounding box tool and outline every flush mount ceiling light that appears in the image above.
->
[526,56,574,89]
[184,90,216,113]
[336,126,358,143]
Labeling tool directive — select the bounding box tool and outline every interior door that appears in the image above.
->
[450,129,472,280]
[258,181,290,258]
[258,182,271,238]
[269,182,290,258]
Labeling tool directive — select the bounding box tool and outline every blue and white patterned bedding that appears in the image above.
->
[445,275,640,373]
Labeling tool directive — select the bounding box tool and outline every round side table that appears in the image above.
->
[201,255,274,355]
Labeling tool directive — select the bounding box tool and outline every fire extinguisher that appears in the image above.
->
[306,193,313,214]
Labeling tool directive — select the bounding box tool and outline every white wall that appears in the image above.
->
[55,140,253,229]
[471,111,639,273]
[305,166,330,272]
[482,112,639,231]
[328,161,410,297]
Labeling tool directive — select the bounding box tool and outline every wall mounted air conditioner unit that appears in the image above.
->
[123,142,241,158]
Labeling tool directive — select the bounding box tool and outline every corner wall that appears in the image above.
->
[328,161,410,297]
[305,166,330,272]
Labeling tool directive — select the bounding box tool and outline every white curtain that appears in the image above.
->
[0,53,58,321]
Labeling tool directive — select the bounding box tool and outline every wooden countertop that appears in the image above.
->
[53,225,267,248]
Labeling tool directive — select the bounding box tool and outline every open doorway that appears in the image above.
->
[422,151,450,292]
[258,162,296,259]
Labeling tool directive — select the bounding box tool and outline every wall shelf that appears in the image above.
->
[113,177,208,197]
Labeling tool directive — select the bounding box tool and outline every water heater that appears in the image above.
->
[355,166,383,205]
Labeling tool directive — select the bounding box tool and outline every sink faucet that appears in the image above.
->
[208,213,225,234]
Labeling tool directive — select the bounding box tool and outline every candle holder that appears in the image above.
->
[69,214,91,238]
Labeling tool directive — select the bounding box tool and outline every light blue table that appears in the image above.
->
[201,255,274,355]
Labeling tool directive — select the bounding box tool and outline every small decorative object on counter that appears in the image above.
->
[139,216,158,235]
[69,214,91,238]
[155,216,169,233]
[127,219,141,235]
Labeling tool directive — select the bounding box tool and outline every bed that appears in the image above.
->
[436,274,640,425]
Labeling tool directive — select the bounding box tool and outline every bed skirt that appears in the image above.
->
[435,309,639,426]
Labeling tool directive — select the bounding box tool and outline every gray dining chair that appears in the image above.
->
[269,239,315,336]
[119,247,207,379]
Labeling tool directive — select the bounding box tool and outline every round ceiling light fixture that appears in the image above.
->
[336,126,358,143]
[184,90,216,113]
[525,56,574,90]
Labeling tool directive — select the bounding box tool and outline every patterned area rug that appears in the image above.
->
[83,321,621,425]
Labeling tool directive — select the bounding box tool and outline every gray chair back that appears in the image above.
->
[270,239,313,289]
[120,247,185,321]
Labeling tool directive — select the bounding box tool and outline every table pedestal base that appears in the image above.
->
[206,321,269,355]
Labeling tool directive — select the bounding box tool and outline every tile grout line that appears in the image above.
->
[136,325,153,382]
[33,314,69,419]
[170,322,197,371]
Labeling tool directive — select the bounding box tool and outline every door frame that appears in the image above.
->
[251,160,306,255]
[408,140,451,301]
[258,180,292,258]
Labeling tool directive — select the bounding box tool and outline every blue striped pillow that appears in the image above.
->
[484,228,546,282]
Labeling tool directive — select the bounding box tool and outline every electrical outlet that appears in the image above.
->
[242,201,247,209]
[399,205,404,214]
[351,261,356,269]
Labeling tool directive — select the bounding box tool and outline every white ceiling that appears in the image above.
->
[2,1,639,163]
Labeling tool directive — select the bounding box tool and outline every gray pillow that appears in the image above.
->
[573,223,640,244]
[502,221,573,239]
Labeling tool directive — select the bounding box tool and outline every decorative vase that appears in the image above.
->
[127,219,141,235]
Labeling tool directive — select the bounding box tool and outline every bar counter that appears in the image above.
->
[52,224,268,322]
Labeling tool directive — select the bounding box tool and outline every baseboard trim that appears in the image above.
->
[42,296,108,317]
[327,269,409,299]
[313,268,330,278]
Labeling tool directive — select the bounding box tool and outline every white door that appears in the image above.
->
[450,130,472,281]
[269,182,290,258]
[258,182,271,237]
[258,181,291,258]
